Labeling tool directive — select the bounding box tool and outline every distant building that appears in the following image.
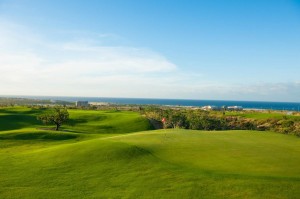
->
[201,105,221,111]
[89,102,110,106]
[75,101,89,107]
[227,106,243,111]
[221,105,228,110]
[286,111,293,116]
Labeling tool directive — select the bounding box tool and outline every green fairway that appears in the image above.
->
[0,107,299,198]
[66,109,153,134]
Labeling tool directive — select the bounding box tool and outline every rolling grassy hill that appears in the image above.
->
[0,107,299,198]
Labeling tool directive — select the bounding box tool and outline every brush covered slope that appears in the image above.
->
[0,107,299,199]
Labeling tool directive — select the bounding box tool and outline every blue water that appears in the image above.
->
[3,95,300,111]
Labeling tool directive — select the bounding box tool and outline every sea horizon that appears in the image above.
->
[1,95,300,111]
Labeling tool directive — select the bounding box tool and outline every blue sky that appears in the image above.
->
[0,0,300,101]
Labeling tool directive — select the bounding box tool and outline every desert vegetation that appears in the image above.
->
[141,106,300,136]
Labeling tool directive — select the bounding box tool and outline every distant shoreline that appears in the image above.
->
[1,95,299,104]
[1,95,300,111]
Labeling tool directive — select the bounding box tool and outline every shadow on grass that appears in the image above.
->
[72,125,117,134]
[0,114,40,131]
[68,115,108,125]
[67,118,89,126]
[0,108,47,115]
[0,132,78,141]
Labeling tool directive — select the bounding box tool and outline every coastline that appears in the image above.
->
[1,95,300,111]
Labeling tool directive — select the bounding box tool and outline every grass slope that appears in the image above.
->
[0,107,299,198]
[0,107,152,134]
[67,109,153,134]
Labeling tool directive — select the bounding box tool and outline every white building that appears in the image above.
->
[227,106,243,111]
[75,101,89,107]
[89,102,110,106]
[201,105,221,111]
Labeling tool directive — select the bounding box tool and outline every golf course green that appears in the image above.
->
[0,107,299,198]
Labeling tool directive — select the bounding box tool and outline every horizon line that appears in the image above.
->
[0,94,299,104]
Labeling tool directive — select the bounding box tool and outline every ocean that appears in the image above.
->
[4,95,300,111]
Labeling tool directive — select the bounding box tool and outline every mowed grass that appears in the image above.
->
[66,109,153,134]
[0,107,152,135]
[0,107,299,198]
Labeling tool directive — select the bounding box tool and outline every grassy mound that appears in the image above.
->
[0,107,153,134]
[0,107,299,198]
[113,130,300,178]
[66,109,153,134]
[0,129,299,199]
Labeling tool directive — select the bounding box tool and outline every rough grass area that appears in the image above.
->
[0,107,299,198]
[225,111,300,120]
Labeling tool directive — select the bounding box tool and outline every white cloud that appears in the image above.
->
[0,19,299,102]
[0,19,179,96]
